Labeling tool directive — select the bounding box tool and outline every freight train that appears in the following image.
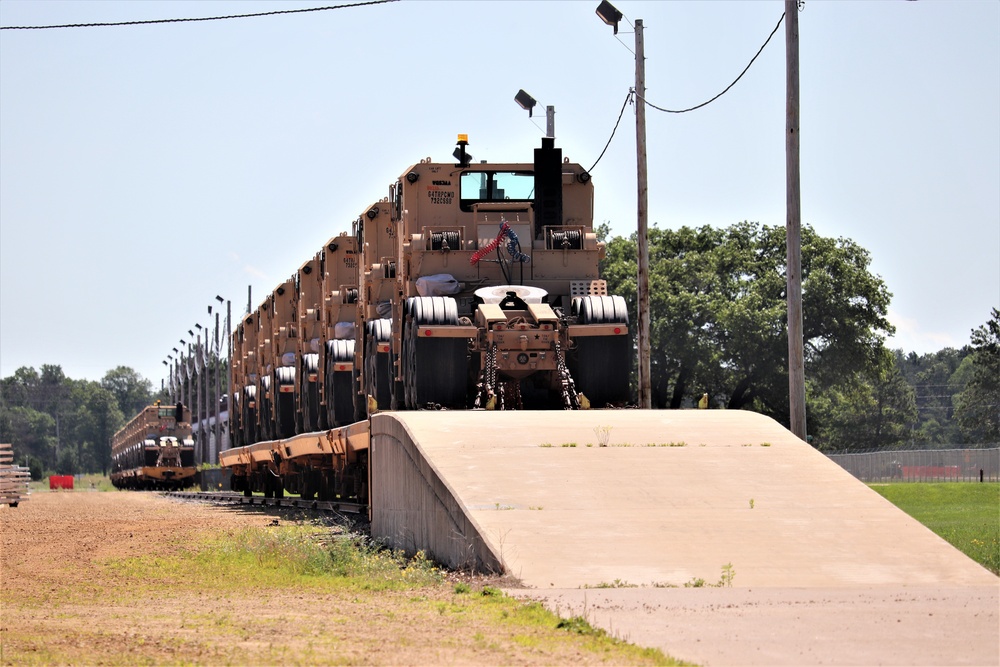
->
[220,136,632,501]
[111,403,197,490]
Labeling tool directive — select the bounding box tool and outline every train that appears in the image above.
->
[221,135,632,501]
[110,403,197,490]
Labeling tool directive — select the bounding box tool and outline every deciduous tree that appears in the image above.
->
[599,222,896,439]
[954,308,1000,443]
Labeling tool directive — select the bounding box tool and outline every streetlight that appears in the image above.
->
[596,1,651,409]
[207,298,227,459]
[217,295,232,451]
[514,89,555,138]
[595,0,623,33]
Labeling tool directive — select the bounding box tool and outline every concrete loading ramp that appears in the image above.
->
[370,409,995,589]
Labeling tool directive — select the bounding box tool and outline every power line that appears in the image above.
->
[588,91,633,174]
[0,0,397,31]
[639,11,785,115]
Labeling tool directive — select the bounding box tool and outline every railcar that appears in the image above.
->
[111,403,196,490]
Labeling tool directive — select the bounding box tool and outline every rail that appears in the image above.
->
[166,490,365,514]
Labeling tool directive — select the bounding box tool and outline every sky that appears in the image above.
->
[1,0,997,390]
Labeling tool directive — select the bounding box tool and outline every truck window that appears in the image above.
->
[460,171,534,211]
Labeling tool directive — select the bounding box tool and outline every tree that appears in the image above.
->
[810,349,918,451]
[954,308,1000,443]
[0,406,57,470]
[101,366,153,419]
[893,347,970,445]
[73,383,124,474]
[600,222,895,430]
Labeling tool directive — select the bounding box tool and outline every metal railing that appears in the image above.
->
[826,448,999,483]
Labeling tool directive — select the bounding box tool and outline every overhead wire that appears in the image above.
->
[642,12,786,115]
[0,0,398,30]
[588,91,633,174]
[587,10,785,173]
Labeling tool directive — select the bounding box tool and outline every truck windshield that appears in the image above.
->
[460,171,534,210]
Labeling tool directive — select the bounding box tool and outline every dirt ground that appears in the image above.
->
[0,492,663,666]
[2,491,997,667]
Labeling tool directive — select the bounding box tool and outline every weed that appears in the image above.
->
[749,498,755,509]
[587,579,637,589]
[718,563,736,588]
[561,443,578,448]
[760,442,772,447]
[683,578,706,588]
[480,585,503,597]
[557,616,607,636]
[539,443,553,448]
[594,425,612,447]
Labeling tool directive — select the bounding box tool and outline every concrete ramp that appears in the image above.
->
[370,410,996,589]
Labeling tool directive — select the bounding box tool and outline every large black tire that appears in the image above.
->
[325,339,356,427]
[242,385,257,446]
[274,367,297,438]
[402,296,468,409]
[258,376,273,442]
[300,353,320,432]
[569,295,632,407]
[364,319,393,413]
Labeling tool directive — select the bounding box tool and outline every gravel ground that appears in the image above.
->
[0,491,666,666]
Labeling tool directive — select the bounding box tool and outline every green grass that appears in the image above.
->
[105,524,445,593]
[870,482,999,574]
[90,522,687,665]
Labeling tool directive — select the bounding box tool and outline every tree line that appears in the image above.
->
[599,222,999,451]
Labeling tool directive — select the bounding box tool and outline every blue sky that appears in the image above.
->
[1,0,997,389]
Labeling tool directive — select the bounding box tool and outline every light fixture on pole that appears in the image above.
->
[596,0,651,410]
[515,89,555,139]
[595,0,623,34]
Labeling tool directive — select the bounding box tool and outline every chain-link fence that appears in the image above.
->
[826,448,999,483]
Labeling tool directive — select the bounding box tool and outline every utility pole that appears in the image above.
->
[785,0,806,440]
[635,18,651,410]
[185,344,192,425]
[196,334,204,464]
[226,299,232,450]
[213,309,221,460]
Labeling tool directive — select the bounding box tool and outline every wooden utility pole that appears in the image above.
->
[635,18,651,409]
[213,310,221,460]
[785,1,806,440]
[226,299,232,450]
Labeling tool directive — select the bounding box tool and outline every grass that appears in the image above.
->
[870,482,1000,574]
[92,522,687,665]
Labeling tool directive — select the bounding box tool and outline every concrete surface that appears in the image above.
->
[369,409,999,666]
[513,585,999,667]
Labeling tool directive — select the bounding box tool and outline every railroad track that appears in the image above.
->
[166,491,365,515]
